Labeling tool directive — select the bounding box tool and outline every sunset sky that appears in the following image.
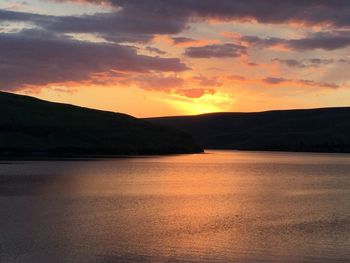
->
[1,0,350,117]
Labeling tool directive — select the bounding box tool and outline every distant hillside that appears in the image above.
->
[0,92,203,156]
[147,108,350,153]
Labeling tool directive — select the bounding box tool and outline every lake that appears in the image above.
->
[0,150,349,263]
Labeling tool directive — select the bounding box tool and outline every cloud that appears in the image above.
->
[2,2,349,47]
[184,43,246,58]
[262,77,339,89]
[126,75,184,91]
[51,0,350,27]
[1,1,348,97]
[226,75,247,81]
[46,13,187,40]
[145,46,167,55]
[0,29,189,90]
[121,74,218,98]
[191,76,223,87]
[172,37,195,45]
[241,32,350,51]
[2,1,28,11]
[339,58,350,64]
[171,37,218,47]
[263,77,286,85]
[174,88,216,98]
[0,8,189,44]
[272,58,334,68]
[225,74,339,89]
[247,62,259,66]
[6,1,348,48]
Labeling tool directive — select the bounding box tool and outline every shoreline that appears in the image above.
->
[0,151,205,161]
[3,148,350,161]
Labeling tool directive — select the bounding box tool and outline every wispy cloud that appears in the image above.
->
[185,43,246,58]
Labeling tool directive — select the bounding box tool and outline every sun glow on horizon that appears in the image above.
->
[158,92,235,116]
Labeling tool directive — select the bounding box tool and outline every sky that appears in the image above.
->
[1,0,350,117]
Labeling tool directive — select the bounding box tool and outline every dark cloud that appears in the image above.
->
[0,9,188,44]
[0,29,189,90]
[242,32,350,51]
[272,58,334,68]
[0,9,35,21]
[287,33,350,51]
[46,13,187,40]
[308,58,334,65]
[145,46,167,55]
[339,58,350,64]
[297,80,339,89]
[272,59,304,68]
[247,62,259,66]
[4,0,350,46]
[1,1,349,93]
[263,77,339,89]
[185,43,246,58]
[172,37,196,44]
[263,77,286,84]
[55,0,350,27]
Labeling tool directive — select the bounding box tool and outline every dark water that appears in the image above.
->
[0,150,349,263]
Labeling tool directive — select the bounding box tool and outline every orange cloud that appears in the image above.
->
[220,31,243,40]
[174,88,216,98]
[190,76,223,87]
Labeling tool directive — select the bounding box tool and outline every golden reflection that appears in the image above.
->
[2,151,350,262]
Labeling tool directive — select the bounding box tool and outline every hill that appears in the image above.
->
[0,92,203,156]
[146,108,350,153]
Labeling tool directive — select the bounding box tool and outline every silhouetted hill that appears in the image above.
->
[147,108,350,153]
[0,92,203,156]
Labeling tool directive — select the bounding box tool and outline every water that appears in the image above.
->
[0,150,349,263]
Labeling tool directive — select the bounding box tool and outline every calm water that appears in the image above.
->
[0,150,350,263]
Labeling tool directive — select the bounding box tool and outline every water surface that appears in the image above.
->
[0,151,349,262]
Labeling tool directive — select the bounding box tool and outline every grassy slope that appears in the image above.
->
[0,92,203,156]
[147,108,350,153]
